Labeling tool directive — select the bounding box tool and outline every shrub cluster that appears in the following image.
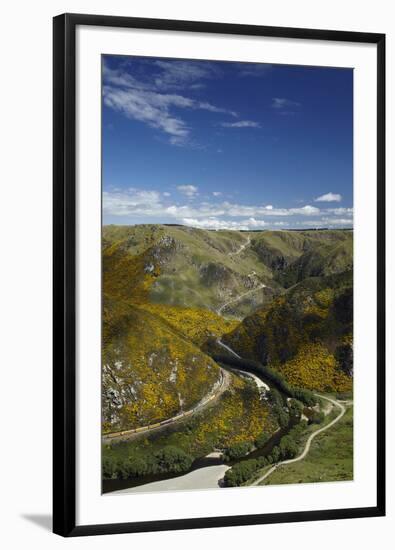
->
[267,388,290,428]
[258,362,316,406]
[103,445,193,480]
[309,410,325,425]
[268,389,305,429]
[224,457,271,487]
[222,441,254,462]
[335,340,353,376]
[254,432,270,450]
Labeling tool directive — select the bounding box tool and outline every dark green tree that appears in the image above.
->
[223,441,253,462]
[270,446,281,463]
[255,432,270,449]
[154,446,193,474]
[335,343,353,376]
[102,455,117,479]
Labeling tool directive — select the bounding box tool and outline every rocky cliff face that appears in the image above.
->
[251,241,293,271]
[102,306,221,432]
[101,230,236,432]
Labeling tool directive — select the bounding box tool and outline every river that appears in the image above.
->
[104,419,293,494]
[103,340,295,495]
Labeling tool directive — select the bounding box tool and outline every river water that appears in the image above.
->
[103,341,293,494]
[103,417,294,494]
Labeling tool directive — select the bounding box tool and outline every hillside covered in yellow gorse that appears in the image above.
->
[224,270,353,393]
[102,231,239,433]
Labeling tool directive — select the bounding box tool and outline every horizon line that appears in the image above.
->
[102,223,353,232]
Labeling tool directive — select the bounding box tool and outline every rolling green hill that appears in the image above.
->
[103,225,352,318]
[249,230,353,287]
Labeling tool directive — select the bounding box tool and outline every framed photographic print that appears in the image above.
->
[53,13,386,537]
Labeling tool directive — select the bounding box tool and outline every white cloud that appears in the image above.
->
[102,65,152,91]
[164,204,225,218]
[103,62,237,146]
[224,203,320,217]
[182,217,267,230]
[212,191,222,197]
[295,220,326,227]
[103,187,325,224]
[163,192,171,197]
[296,217,353,228]
[221,120,260,128]
[326,207,353,216]
[103,86,190,144]
[315,192,342,203]
[321,217,353,226]
[103,188,163,217]
[200,102,237,117]
[245,217,267,227]
[291,205,321,215]
[177,185,199,197]
[152,60,219,90]
[238,63,272,77]
[190,83,206,90]
[272,97,301,110]
[182,218,245,230]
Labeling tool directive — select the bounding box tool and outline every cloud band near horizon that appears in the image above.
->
[103,186,353,230]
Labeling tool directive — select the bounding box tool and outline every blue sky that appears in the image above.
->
[102,55,353,230]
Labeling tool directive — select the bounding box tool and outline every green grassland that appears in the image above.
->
[258,404,353,486]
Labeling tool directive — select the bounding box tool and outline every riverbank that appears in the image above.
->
[102,370,278,493]
[111,465,231,494]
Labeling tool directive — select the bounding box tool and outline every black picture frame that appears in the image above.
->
[53,13,386,537]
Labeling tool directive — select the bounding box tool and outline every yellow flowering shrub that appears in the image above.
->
[193,376,277,449]
[142,303,238,346]
[277,342,352,392]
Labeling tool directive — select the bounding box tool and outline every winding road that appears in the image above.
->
[106,336,348,493]
[217,283,266,316]
[250,394,347,486]
[229,237,251,256]
[216,340,270,392]
[219,236,265,315]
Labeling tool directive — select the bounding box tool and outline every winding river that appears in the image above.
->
[104,342,293,495]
